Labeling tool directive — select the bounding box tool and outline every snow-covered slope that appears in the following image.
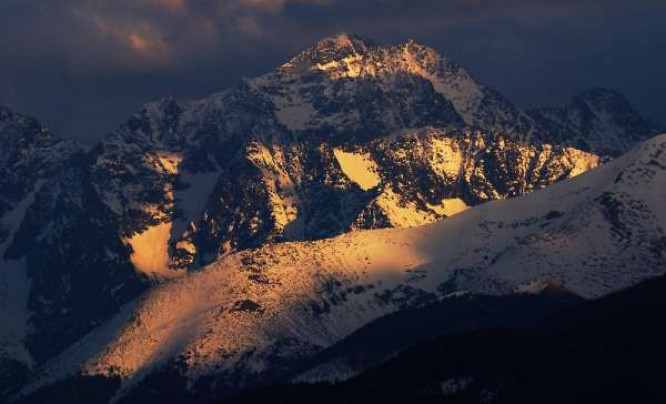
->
[23,134,666,402]
[252,33,534,139]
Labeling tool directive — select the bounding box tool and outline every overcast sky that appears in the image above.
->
[1,0,664,143]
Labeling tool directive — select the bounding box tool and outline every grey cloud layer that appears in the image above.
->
[0,0,664,141]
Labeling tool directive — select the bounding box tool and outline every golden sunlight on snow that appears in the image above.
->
[315,54,366,79]
[374,187,438,227]
[125,222,175,277]
[429,198,470,217]
[430,137,465,179]
[246,143,301,233]
[565,148,601,177]
[142,152,183,175]
[333,148,381,190]
[84,228,433,381]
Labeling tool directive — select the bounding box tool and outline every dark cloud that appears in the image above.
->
[0,0,664,142]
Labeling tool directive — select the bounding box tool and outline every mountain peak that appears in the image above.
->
[572,87,659,132]
[277,34,453,82]
[402,37,432,51]
[281,33,372,72]
[313,33,371,52]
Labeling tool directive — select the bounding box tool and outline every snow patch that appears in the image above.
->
[125,222,180,278]
[374,187,439,227]
[429,198,470,217]
[247,143,302,236]
[172,168,220,242]
[565,148,601,177]
[333,148,381,190]
[273,95,316,131]
[401,44,484,125]
[430,137,465,179]
[0,186,41,367]
[315,54,366,79]
[0,258,32,367]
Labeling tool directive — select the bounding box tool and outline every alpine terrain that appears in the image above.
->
[0,34,662,403]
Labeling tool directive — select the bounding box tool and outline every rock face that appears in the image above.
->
[0,107,146,396]
[530,88,660,156]
[262,34,541,139]
[93,112,599,280]
[0,106,80,219]
[0,34,659,401]
[0,106,82,393]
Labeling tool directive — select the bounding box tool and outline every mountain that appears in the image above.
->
[0,106,147,397]
[232,273,666,404]
[288,284,583,385]
[1,105,82,393]
[0,106,80,219]
[0,34,660,402]
[90,33,611,278]
[530,88,660,156]
[256,34,535,139]
[95,116,599,278]
[17,134,666,403]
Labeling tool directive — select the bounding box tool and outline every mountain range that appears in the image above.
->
[0,34,663,403]
[231,272,666,404]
